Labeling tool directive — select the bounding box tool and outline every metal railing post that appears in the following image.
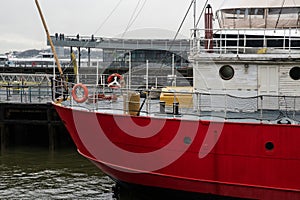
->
[260,96,263,121]
[225,93,227,118]
[38,84,41,103]
[29,86,32,103]
[6,85,9,101]
[20,86,23,103]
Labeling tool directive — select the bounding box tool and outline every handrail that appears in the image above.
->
[190,28,300,56]
[0,84,52,103]
[53,79,300,124]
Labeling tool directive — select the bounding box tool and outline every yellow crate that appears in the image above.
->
[160,87,193,108]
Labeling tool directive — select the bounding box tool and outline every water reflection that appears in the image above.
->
[0,147,114,199]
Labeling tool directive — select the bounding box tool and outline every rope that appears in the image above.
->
[121,0,148,38]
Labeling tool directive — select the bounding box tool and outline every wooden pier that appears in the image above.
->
[0,102,73,151]
[0,72,74,152]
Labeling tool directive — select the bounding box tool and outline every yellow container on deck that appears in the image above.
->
[123,92,140,116]
[160,87,193,108]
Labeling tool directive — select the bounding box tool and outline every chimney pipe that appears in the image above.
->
[205,4,213,52]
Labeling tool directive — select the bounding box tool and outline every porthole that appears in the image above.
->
[265,142,274,151]
[289,66,300,80]
[219,65,234,80]
[184,137,192,145]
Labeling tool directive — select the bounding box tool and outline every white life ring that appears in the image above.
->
[107,73,125,89]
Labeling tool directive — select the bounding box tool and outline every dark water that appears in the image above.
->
[0,147,114,199]
[0,148,238,200]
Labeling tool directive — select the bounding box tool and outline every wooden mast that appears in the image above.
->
[35,0,64,77]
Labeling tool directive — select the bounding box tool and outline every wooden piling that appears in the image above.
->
[47,105,56,151]
[0,102,72,150]
[0,104,6,151]
[0,125,5,152]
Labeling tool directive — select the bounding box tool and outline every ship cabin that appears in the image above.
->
[217,0,300,29]
[190,0,300,112]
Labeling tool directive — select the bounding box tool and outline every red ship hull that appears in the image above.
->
[54,103,300,199]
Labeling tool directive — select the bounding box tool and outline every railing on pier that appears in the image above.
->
[55,79,300,124]
[0,73,52,84]
[0,84,53,103]
[50,35,190,52]
[190,28,300,57]
[0,73,53,103]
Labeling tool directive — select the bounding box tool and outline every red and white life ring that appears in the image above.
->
[107,73,125,88]
[72,83,88,103]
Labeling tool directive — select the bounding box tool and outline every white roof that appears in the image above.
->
[220,0,300,9]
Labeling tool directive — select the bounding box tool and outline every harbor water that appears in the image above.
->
[0,147,237,200]
[0,147,114,199]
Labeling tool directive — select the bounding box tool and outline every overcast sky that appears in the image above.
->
[0,0,223,54]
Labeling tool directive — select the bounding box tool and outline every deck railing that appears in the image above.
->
[55,79,300,124]
[190,28,300,57]
[0,73,193,104]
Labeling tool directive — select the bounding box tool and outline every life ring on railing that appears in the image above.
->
[107,73,125,89]
[72,83,89,103]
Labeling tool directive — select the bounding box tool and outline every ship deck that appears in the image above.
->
[60,94,300,125]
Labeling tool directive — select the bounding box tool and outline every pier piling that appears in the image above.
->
[0,102,73,151]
